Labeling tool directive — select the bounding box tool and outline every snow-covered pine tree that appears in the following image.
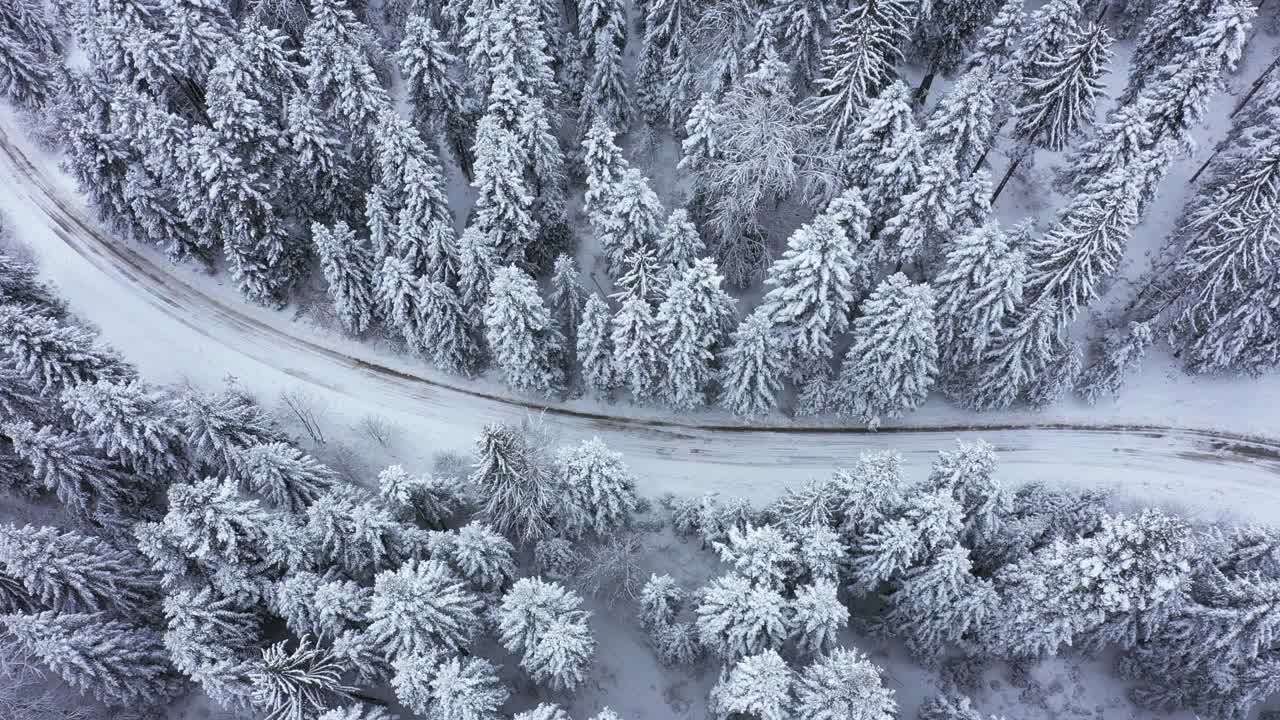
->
[250,635,353,720]
[1060,100,1155,194]
[887,544,996,659]
[805,5,900,151]
[549,255,587,346]
[934,222,1026,374]
[61,378,187,478]
[656,262,733,410]
[850,489,964,591]
[378,465,467,528]
[470,423,562,543]
[926,439,1009,544]
[696,573,789,659]
[596,169,665,278]
[793,648,896,720]
[639,573,686,631]
[757,213,863,381]
[483,266,565,396]
[367,558,482,658]
[0,305,130,394]
[397,14,464,139]
[175,386,284,473]
[498,577,595,691]
[924,65,995,176]
[0,0,56,108]
[449,521,517,593]
[714,524,797,589]
[376,255,425,351]
[615,245,665,304]
[579,0,630,133]
[557,437,639,538]
[912,0,997,81]
[790,580,849,656]
[610,293,663,402]
[879,156,961,266]
[234,442,335,512]
[918,691,995,720]
[836,274,938,427]
[312,222,376,335]
[710,649,793,720]
[677,94,720,173]
[391,154,459,285]
[1078,321,1153,404]
[471,115,537,264]
[2,420,134,524]
[1120,0,1228,105]
[0,523,158,617]
[1013,22,1112,153]
[408,654,508,720]
[657,209,706,274]
[775,0,830,88]
[1017,0,1081,67]
[419,279,483,375]
[719,309,786,418]
[838,81,923,227]
[577,294,615,394]
[965,0,1025,80]
[957,296,1061,411]
[305,487,417,578]
[302,0,391,139]
[1,610,184,705]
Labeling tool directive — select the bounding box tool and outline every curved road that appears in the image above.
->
[3,120,1279,521]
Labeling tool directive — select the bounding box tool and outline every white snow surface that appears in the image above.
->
[2,108,1279,524]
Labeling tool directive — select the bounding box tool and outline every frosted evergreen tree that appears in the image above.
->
[806,5,900,150]
[639,573,686,631]
[577,294,615,393]
[420,654,509,720]
[1018,0,1081,66]
[836,274,938,426]
[152,476,274,574]
[582,119,628,214]
[791,580,849,656]
[610,294,663,401]
[250,636,353,720]
[934,222,1026,374]
[990,510,1193,658]
[0,306,129,393]
[311,222,376,335]
[958,297,1062,410]
[1,610,184,705]
[498,578,595,690]
[797,526,846,583]
[1061,101,1155,194]
[776,0,831,87]
[710,650,793,720]
[759,212,864,379]
[1078,321,1154,404]
[596,169,665,276]
[483,266,565,396]
[390,152,458,284]
[925,440,1009,543]
[161,585,260,676]
[793,648,896,720]
[918,691,997,720]
[879,157,961,266]
[719,309,785,418]
[368,559,482,658]
[888,545,996,658]
[912,0,998,82]
[580,0,630,133]
[450,522,517,593]
[397,14,464,137]
[471,116,537,263]
[376,256,425,351]
[677,94,720,173]
[1013,22,1112,154]
[235,442,335,512]
[557,437,639,538]
[1120,0,1228,104]
[61,378,187,477]
[515,703,574,720]
[457,226,498,311]
[471,423,562,543]
[839,81,923,226]
[714,524,797,589]
[320,705,398,720]
[419,279,483,376]
[0,0,55,108]
[305,487,415,577]
[657,210,706,274]
[924,66,995,175]
[3,420,132,523]
[656,263,731,410]
[851,489,963,591]
[966,0,1026,82]
[615,245,665,304]
[1024,164,1141,324]
[696,573,789,659]
[549,255,587,345]
[0,524,158,616]
[302,0,391,138]
[176,387,284,473]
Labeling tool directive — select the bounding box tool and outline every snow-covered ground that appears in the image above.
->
[3,111,1279,525]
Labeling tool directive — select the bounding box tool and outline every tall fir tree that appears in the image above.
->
[720,309,786,418]
[577,294,616,394]
[312,221,377,335]
[483,267,564,396]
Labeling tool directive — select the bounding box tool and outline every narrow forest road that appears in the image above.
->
[3,120,1280,522]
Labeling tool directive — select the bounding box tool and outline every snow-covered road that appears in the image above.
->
[3,117,1280,523]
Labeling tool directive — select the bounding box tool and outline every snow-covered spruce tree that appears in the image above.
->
[514,703,574,720]
[549,255,587,346]
[448,521,517,593]
[610,293,663,402]
[498,577,595,691]
[1013,22,1112,155]
[719,309,786,418]
[596,168,665,278]
[1017,0,1081,66]
[758,212,863,380]
[577,294,615,394]
[556,437,639,538]
[312,222,375,335]
[837,81,924,228]
[1120,0,1231,105]
[918,691,998,720]
[925,439,1010,544]
[656,261,734,410]
[397,14,464,139]
[367,558,482,659]
[160,584,260,674]
[834,451,907,535]
[1061,101,1155,196]
[678,94,720,173]
[376,257,424,351]
[0,0,56,108]
[579,0,630,134]
[471,115,537,264]
[235,442,335,512]
[956,296,1061,411]
[0,523,158,617]
[850,489,963,592]
[887,544,996,659]
[714,524,797,589]
[933,222,1026,375]
[175,386,284,474]
[1,610,185,706]
[582,119,627,214]
[320,705,399,720]
[1023,163,1141,325]
[793,648,896,720]
[615,245,665,305]
[773,0,829,88]
[699,52,811,286]
[911,0,997,83]
[250,636,353,720]
[60,377,187,477]
[305,487,418,578]
[791,580,849,656]
[835,273,938,427]
[419,279,484,376]
[483,266,564,396]
[696,573,789,660]
[303,0,391,139]
[989,509,1194,658]
[0,249,64,314]
[389,153,459,285]
[924,65,995,176]
[1078,321,1154,404]
[2,420,134,524]
[965,0,1025,82]
[710,649,793,720]
[879,156,961,266]
[470,423,563,543]
[805,4,900,151]
[401,653,509,720]
[657,209,706,275]
[639,573,686,631]
[0,305,130,394]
